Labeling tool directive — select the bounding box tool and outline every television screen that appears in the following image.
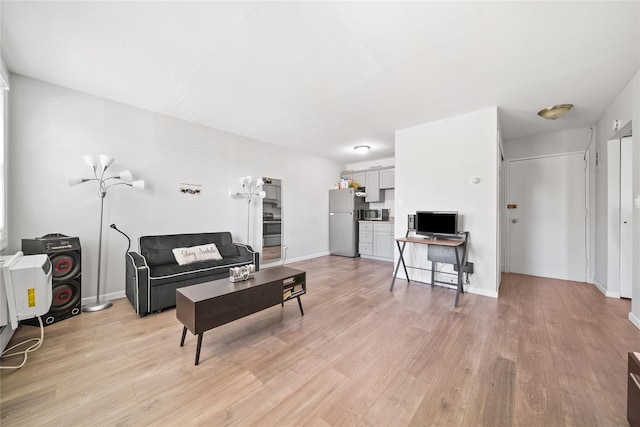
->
[415,211,458,236]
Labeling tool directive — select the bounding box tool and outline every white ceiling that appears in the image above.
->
[2,1,639,163]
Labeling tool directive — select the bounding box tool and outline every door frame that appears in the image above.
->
[608,135,634,298]
[504,151,589,276]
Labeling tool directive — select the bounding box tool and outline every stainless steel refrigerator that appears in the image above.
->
[329,188,367,257]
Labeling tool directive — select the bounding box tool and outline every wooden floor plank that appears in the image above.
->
[1,258,639,426]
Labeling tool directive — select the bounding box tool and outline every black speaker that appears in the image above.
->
[21,234,82,326]
[408,214,416,230]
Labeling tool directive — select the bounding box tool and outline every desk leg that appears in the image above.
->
[180,326,187,347]
[297,296,304,316]
[195,333,203,366]
[390,241,409,291]
[430,261,435,288]
[454,247,462,307]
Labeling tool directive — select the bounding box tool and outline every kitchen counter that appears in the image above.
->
[358,221,395,262]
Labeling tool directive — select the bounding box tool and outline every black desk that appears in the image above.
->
[390,232,469,307]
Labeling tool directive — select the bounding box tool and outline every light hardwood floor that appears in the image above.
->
[1,256,639,426]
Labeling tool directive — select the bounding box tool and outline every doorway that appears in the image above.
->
[507,152,587,281]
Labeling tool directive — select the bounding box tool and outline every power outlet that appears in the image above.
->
[454,262,474,274]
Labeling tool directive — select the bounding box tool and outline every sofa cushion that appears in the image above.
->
[218,243,239,258]
[148,256,252,287]
[145,248,175,266]
[172,243,222,265]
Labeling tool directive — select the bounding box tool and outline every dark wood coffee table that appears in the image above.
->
[176,266,306,365]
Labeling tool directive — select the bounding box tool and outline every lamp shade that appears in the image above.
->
[259,190,266,198]
[131,180,145,190]
[67,176,84,187]
[239,176,249,187]
[99,154,115,170]
[228,189,237,198]
[83,155,97,169]
[255,178,264,187]
[118,170,133,181]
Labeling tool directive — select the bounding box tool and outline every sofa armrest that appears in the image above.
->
[126,251,150,316]
[235,244,260,271]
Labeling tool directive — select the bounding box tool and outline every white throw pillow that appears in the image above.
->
[172,243,223,266]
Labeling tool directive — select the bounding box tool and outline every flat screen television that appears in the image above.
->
[415,211,458,237]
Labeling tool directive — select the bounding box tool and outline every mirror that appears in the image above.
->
[261,177,282,262]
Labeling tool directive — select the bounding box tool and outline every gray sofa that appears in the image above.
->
[125,232,259,316]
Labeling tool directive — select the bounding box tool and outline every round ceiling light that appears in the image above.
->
[537,104,574,120]
[354,145,371,154]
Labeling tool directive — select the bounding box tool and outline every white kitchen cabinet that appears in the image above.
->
[358,221,393,262]
[341,172,366,188]
[359,222,373,255]
[364,171,383,202]
[380,168,395,189]
[359,242,373,255]
[373,223,394,259]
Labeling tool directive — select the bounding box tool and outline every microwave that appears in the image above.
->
[358,209,389,221]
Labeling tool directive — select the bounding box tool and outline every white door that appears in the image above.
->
[620,137,633,298]
[508,153,586,281]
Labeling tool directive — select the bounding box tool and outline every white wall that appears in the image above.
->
[395,107,499,298]
[6,75,341,302]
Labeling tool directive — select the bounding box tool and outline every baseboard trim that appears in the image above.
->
[360,254,394,263]
[273,251,330,266]
[593,279,620,298]
[287,251,331,264]
[465,286,498,299]
[629,312,640,330]
[593,279,606,295]
[81,290,126,306]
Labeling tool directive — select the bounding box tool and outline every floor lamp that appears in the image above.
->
[67,154,145,312]
[229,176,265,245]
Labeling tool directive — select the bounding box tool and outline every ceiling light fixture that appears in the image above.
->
[537,104,574,120]
[354,145,371,154]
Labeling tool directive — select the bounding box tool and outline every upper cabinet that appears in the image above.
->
[365,170,383,202]
[341,166,394,202]
[340,167,396,192]
[380,168,395,189]
[341,171,366,188]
